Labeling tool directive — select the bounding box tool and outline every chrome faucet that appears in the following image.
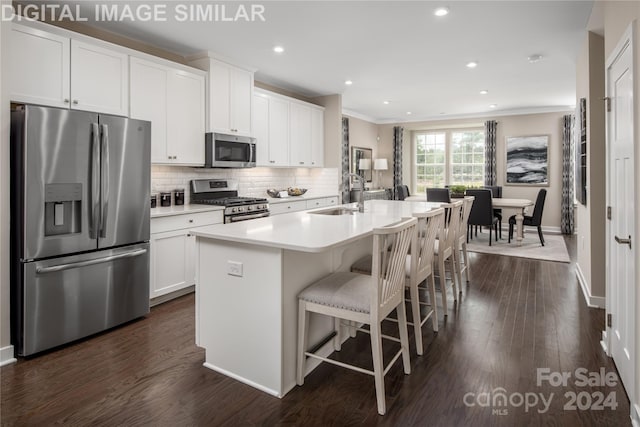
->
[348,173,365,213]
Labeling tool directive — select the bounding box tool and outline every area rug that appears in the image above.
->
[465,229,570,263]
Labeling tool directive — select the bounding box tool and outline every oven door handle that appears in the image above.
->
[227,212,270,223]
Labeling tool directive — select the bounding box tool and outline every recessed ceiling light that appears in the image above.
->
[273,46,284,53]
[383,101,390,105]
[489,104,497,108]
[434,7,449,17]
[466,61,478,68]
[480,90,489,95]
[406,111,412,115]
[345,80,353,85]
[528,54,543,63]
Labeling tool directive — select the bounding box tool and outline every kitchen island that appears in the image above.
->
[191,200,442,397]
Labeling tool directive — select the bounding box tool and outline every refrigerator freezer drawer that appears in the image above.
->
[18,243,150,356]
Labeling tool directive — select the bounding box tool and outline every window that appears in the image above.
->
[413,129,485,194]
[415,132,446,190]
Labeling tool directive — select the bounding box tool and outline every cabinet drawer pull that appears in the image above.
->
[270,160,275,163]
[299,162,304,165]
[64,98,70,104]
[189,219,194,223]
[73,100,79,105]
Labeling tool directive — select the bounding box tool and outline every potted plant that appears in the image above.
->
[449,185,466,198]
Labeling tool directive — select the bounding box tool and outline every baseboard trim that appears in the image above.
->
[202,362,282,398]
[575,263,606,308]
[150,285,195,307]
[600,330,610,355]
[0,345,17,367]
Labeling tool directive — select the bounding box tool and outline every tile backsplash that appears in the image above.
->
[151,166,340,203]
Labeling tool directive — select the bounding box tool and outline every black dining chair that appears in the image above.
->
[426,188,451,203]
[484,185,503,238]
[466,189,500,246]
[508,189,547,246]
[396,185,410,201]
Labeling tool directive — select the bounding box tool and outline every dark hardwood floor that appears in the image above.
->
[1,236,631,426]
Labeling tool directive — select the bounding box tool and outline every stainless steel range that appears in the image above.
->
[190,179,269,223]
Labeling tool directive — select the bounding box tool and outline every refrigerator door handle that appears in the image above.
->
[90,122,100,239]
[35,248,148,274]
[100,124,110,238]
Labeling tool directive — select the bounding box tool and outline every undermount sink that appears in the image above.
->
[309,207,359,216]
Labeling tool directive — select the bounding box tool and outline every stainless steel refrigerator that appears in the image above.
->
[10,104,151,356]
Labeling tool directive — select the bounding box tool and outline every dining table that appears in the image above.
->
[404,195,534,245]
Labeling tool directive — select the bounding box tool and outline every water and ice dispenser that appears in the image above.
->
[44,183,82,236]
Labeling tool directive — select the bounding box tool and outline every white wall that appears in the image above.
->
[0,5,15,365]
[575,31,606,305]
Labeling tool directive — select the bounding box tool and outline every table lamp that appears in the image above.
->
[374,158,388,189]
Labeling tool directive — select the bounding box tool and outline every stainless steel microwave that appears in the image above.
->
[205,132,256,168]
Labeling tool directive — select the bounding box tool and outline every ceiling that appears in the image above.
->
[39,1,594,123]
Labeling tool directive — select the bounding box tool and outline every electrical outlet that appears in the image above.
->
[227,261,243,277]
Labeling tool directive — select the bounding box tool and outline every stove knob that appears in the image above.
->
[248,206,253,211]
[232,208,237,213]
[238,207,244,212]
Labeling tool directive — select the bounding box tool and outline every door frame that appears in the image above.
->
[604,21,637,419]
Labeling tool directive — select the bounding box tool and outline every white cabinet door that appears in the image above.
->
[209,60,232,133]
[310,108,324,167]
[269,200,307,215]
[130,58,169,163]
[253,94,270,166]
[231,67,253,136]
[9,24,70,108]
[70,40,129,116]
[269,97,290,166]
[167,70,206,165]
[209,59,253,136]
[150,228,191,299]
[131,57,205,166]
[289,103,312,167]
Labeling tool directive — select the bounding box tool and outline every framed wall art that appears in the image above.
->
[505,135,549,185]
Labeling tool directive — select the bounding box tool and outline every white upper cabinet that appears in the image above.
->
[253,93,289,167]
[253,94,270,166]
[190,56,254,137]
[10,24,128,116]
[289,103,312,166]
[130,57,205,166]
[71,40,129,116]
[210,59,253,136]
[268,97,291,166]
[10,24,70,108]
[310,108,324,167]
[252,88,323,168]
[167,70,206,165]
[230,67,253,135]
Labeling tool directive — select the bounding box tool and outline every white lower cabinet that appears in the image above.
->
[150,211,222,299]
[305,196,338,210]
[269,196,339,216]
[269,200,307,215]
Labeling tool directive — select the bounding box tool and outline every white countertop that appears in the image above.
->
[265,194,340,204]
[191,199,443,253]
[151,204,224,218]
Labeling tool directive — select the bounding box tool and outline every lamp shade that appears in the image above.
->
[358,158,371,170]
[374,158,388,170]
